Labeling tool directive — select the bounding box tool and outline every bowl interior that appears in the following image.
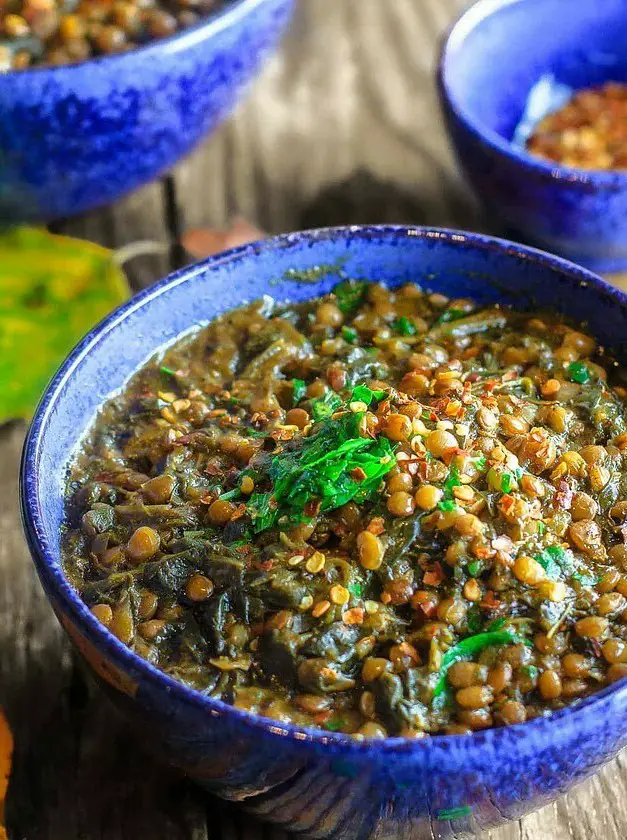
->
[27,226,627,596]
[443,0,627,143]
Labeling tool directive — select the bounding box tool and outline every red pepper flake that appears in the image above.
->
[484,381,497,392]
[480,590,501,609]
[441,447,463,466]
[314,710,333,725]
[304,498,321,517]
[343,607,365,626]
[367,516,386,535]
[554,480,574,510]
[430,412,438,422]
[350,466,367,482]
[205,463,223,476]
[473,544,495,560]
[423,562,445,587]
[230,503,247,520]
[259,559,274,571]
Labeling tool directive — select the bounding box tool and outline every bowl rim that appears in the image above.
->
[20,224,627,755]
[0,0,282,79]
[437,0,627,186]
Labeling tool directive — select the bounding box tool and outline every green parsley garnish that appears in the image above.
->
[500,472,513,493]
[292,378,307,405]
[247,410,396,534]
[473,454,487,471]
[342,326,358,343]
[219,487,242,501]
[434,307,465,326]
[325,717,348,732]
[393,316,417,336]
[522,665,539,681]
[333,280,369,315]
[567,361,591,384]
[438,499,457,512]
[347,581,363,598]
[311,390,343,421]
[467,561,481,578]
[535,545,574,579]
[350,384,387,405]
[160,365,176,377]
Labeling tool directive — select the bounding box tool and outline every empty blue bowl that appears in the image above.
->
[20,226,627,839]
[0,0,293,222]
[438,0,627,273]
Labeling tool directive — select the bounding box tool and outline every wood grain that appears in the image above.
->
[2,0,626,838]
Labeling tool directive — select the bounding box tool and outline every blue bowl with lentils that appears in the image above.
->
[0,0,294,222]
[21,226,627,838]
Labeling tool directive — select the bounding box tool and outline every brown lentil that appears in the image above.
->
[0,0,228,69]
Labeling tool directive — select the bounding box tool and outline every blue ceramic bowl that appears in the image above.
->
[0,0,293,222]
[438,0,627,273]
[21,226,627,839]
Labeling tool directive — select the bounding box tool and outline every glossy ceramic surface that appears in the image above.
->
[438,0,627,272]
[0,0,293,222]
[21,226,627,839]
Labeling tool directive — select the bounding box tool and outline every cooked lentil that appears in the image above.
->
[63,280,627,737]
[527,81,627,170]
[0,0,226,70]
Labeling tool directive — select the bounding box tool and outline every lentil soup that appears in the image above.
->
[0,0,229,70]
[62,280,627,738]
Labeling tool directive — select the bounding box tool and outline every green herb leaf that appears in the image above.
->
[393,316,417,336]
[0,227,129,422]
[522,665,539,681]
[248,411,396,533]
[219,488,242,501]
[350,384,387,405]
[567,361,591,384]
[325,717,348,732]
[342,326,358,344]
[500,472,513,493]
[333,280,368,315]
[311,390,343,421]
[443,465,461,497]
[434,307,465,326]
[467,561,481,578]
[433,630,532,699]
[347,581,363,598]
[292,378,307,405]
[535,545,576,579]
[438,499,457,512]
[473,454,487,471]
[160,365,176,377]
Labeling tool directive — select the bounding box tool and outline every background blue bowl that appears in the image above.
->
[438,0,627,273]
[21,226,627,839]
[0,0,293,223]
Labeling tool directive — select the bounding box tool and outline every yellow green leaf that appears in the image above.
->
[0,227,129,423]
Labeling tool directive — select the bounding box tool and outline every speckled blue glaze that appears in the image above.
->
[0,0,293,222]
[438,0,627,273]
[20,226,627,839]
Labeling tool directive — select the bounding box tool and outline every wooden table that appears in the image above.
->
[2,1,626,838]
